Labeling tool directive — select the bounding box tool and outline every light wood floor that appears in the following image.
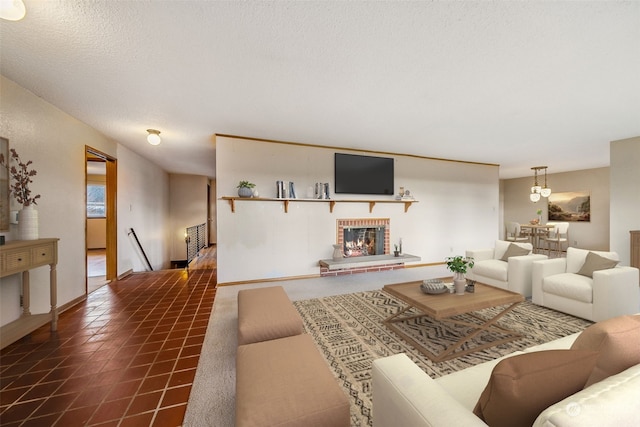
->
[87,249,106,277]
[188,245,217,270]
[87,249,108,294]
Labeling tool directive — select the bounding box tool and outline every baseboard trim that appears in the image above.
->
[117,269,133,280]
[59,295,87,313]
[218,273,320,287]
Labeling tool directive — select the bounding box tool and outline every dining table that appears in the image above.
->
[520,223,555,253]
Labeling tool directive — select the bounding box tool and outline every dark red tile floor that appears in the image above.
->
[0,269,216,426]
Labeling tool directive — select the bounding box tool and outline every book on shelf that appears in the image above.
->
[276,180,297,198]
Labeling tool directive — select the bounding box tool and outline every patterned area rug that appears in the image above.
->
[292,289,592,427]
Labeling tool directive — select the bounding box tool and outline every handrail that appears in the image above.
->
[127,228,153,271]
[186,223,207,268]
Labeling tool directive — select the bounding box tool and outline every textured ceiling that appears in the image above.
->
[1,1,639,179]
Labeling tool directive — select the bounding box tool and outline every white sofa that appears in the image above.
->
[466,240,548,298]
[372,333,640,427]
[532,247,640,322]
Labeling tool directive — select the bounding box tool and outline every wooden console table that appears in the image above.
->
[0,238,59,349]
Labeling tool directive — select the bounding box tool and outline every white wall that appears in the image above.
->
[169,174,209,261]
[216,135,500,284]
[610,136,640,265]
[117,145,170,272]
[502,168,610,251]
[0,75,170,326]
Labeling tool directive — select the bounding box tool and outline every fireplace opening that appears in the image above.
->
[343,227,385,257]
[336,218,390,259]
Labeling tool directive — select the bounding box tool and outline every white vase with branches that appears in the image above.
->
[0,149,41,240]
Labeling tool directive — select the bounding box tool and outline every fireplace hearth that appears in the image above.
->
[322,218,417,276]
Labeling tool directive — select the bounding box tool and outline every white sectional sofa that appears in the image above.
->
[532,247,640,322]
[372,329,640,427]
[466,240,548,297]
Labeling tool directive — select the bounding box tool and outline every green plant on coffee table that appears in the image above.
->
[445,255,474,274]
[237,180,255,189]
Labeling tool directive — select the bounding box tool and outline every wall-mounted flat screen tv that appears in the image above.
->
[334,153,394,195]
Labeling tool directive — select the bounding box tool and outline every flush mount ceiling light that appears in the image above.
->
[0,0,26,21]
[530,166,552,202]
[146,129,161,145]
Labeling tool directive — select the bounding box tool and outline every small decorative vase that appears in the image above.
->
[238,187,253,198]
[453,272,466,295]
[332,244,343,261]
[18,205,39,240]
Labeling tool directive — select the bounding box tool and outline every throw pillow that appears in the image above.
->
[472,350,599,427]
[570,315,640,387]
[500,243,531,261]
[576,251,619,277]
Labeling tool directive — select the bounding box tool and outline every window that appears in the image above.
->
[87,184,106,218]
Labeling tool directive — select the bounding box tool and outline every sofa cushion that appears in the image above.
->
[236,334,350,427]
[237,286,304,345]
[472,350,599,427]
[533,364,640,427]
[576,251,620,278]
[542,272,594,303]
[472,259,509,282]
[566,247,619,274]
[570,315,640,387]
[500,243,531,261]
[494,240,531,260]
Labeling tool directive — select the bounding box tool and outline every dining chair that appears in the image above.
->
[505,221,529,242]
[543,222,570,257]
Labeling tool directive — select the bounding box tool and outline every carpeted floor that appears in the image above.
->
[292,290,593,426]
[183,266,450,426]
[183,267,591,427]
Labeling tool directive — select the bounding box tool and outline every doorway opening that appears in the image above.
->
[86,147,117,293]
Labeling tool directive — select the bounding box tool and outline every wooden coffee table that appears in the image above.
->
[382,281,524,362]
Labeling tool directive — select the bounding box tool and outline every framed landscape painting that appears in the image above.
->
[548,191,590,222]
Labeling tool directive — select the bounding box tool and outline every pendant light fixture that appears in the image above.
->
[530,166,551,202]
[146,129,161,145]
[0,0,26,21]
[540,167,552,198]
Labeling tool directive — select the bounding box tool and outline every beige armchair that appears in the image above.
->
[466,240,548,297]
[532,247,640,322]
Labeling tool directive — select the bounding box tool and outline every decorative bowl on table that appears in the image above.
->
[420,279,447,295]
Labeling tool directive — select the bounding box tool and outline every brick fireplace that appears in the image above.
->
[319,218,407,277]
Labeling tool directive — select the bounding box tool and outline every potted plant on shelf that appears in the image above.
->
[237,180,255,198]
[445,255,474,295]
